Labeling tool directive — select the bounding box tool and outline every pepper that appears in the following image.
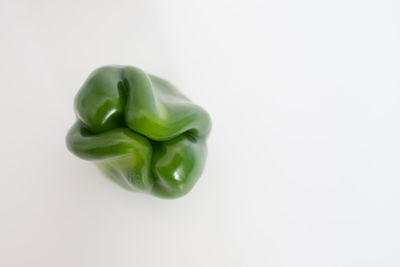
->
[66,66,211,198]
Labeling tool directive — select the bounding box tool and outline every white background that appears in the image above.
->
[1,0,399,266]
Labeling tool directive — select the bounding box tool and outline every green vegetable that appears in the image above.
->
[66,66,211,198]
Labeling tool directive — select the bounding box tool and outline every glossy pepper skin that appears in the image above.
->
[66,66,211,198]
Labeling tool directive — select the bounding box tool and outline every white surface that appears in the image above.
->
[1,0,399,266]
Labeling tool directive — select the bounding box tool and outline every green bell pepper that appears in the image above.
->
[66,66,211,198]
